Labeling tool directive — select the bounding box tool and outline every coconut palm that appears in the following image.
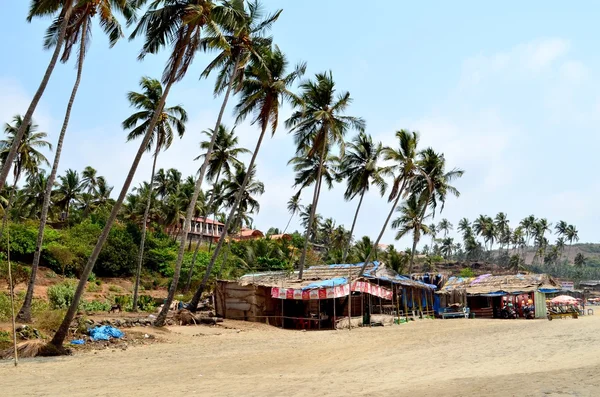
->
[494,212,510,253]
[358,130,424,277]
[391,196,430,269]
[473,215,495,252]
[282,193,302,234]
[555,220,568,238]
[54,169,82,219]
[123,76,187,311]
[20,0,137,325]
[19,171,53,220]
[519,215,536,248]
[338,132,388,262]
[0,0,74,192]
[354,236,378,262]
[408,149,463,271]
[565,224,579,262]
[51,0,227,347]
[299,204,323,242]
[457,218,471,239]
[170,0,282,316]
[0,115,51,228]
[437,218,452,237]
[574,253,586,268]
[286,71,365,278]
[427,223,437,249]
[187,46,305,313]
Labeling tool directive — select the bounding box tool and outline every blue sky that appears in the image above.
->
[1,1,599,248]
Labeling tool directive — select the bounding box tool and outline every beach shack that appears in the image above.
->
[437,274,560,319]
[214,262,436,329]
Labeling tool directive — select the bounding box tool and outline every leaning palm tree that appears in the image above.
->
[49,0,227,348]
[357,130,423,277]
[437,218,452,237]
[338,132,388,262]
[282,193,302,234]
[286,71,365,278]
[186,46,305,314]
[167,0,282,317]
[81,166,99,195]
[0,0,75,192]
[123,76,187,311]
[18,0,136,323]
[565,224,579,262]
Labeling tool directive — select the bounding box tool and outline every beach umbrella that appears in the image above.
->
[551,295,578,304]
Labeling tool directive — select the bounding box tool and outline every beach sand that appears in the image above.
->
[2,315,600,396]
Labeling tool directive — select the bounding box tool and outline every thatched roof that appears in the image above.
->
[237,262,436,290]
[438,273,560,295]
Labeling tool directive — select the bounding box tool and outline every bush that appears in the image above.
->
[47,281,76,309]
[108,285,122,293]
[86,283,102,293]
[137,295,156,312]
[145,246,177,276]
[36,309,66,332]
[81,300,111,312]
[459,267,475,278]
[95,226,138,277]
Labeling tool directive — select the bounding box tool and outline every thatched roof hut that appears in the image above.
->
[438,273,560,296]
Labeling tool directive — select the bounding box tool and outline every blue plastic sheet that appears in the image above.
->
[89,325,124,341]
[71,339,85,345]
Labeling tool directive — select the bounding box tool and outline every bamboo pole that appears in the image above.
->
[396,286,400,325]
[403,287,408,321]
[424,289,429,318]
[7,227,18,366]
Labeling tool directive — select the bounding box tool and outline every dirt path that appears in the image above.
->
[2,316,600,396]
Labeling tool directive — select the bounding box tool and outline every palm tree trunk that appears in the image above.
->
[0,175,21,242]
[17,17,88,322]
[342,189,365,263]
[183,168,222,293]
[49,68,181,350]
[358,180,407,277]
[155,57,240,325]
[185,122,268,315]
[282,213,294,235]
[0,4,73,192]
[298,139,328,279]
[132,146,159,311]
[408,230,420,274]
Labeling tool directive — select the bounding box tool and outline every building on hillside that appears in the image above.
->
[231,228,264,241]
[268,233,292,241]
[215,262,437,330]
[437,273,560,319]
[167,217,225,242]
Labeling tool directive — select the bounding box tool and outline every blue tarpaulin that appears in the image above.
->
[89,325,124,341]
[303,277,347,289]
[70,339,85,345]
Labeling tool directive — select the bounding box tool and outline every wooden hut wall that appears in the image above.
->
[215,281,282,326]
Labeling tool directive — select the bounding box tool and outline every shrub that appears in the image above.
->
[137,295,156,312]
[145,246,177,275]
[459,267,475,278]
[47,281,76,309]
[0,330,10,343]
[95,226,138,277]
[36,309,66,332]
[108,285,122,293]
[81,300,111,312]
[114,295,132,311]
[86,283,102,293]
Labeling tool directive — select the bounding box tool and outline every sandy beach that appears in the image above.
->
[2,315,600,396]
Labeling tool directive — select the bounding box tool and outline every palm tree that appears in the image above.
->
[428,223,437,248]
[555,220,568,239]
[54,169,82,219]
[0,116,51,228]
[457,218,471,238]
[338,132,387,262]
[50,0,227,348]
[187,46,305,314]
[286,71,365,278]
[19,0,136,324]
[574,253,586,268]
[0,0,74,192]
[283,193,302,234]
[494,212,509,254]
[408,148,463,271]
[391,195,431,270]
[519,215,536,248]
[354,236,377,262]
[299,204,323,242]
[123,76,187,311]
[437,218,452,237]
[169,0,282,315]
[358,130,423,277]
[565,224,579,262]
[81,166,99,195]
[19,171,53,220]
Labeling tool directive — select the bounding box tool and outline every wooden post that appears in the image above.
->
[318,296,321,330]
[333,297,336,330]
[396,285,400,325]
[424,289,429,318]
[347,272,352,331]
[403,287,408,322]
[7,227,18,366]
[280,279,284,329]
